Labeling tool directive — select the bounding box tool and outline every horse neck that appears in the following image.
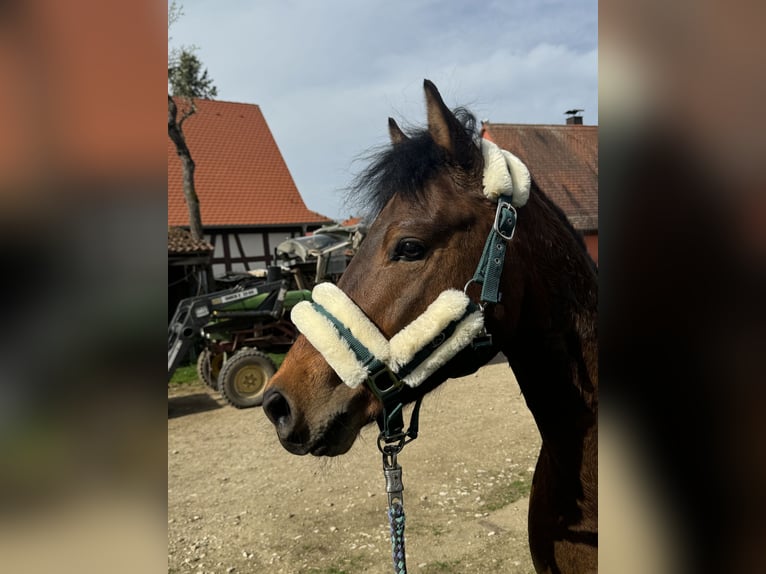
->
[492,191,598,465]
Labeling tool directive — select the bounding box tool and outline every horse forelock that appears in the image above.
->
[349,108,481,217]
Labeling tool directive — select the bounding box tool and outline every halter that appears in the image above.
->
[292,286,485,441]
[289,139,529,573]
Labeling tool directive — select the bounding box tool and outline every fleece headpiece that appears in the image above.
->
[291,283,485,389]
[480,139,531,207]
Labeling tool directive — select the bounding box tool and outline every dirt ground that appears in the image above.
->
[168,354,541,574]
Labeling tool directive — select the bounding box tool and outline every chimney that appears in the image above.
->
[480,119,494,142]
[564,109,584,125]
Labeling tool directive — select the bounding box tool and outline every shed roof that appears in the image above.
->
[168,226,213,255]
[481,123,598,231]
[168,98,332,228]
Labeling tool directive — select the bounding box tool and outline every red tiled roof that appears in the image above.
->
[168,98,333,227]
[340,216,362,227]
[168,226,213,255]
[481,123,598,231]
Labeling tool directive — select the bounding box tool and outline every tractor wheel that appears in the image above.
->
[218,349,277,409]
[196,349,224,389]
[210,352,224,389]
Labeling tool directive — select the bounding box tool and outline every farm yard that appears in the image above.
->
[168,355,540,573]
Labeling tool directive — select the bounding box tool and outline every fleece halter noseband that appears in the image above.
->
[291,284,486,439]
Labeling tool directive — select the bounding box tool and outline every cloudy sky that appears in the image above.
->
[169,0,597,221]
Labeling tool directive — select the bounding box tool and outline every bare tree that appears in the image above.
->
[168,3,217,241]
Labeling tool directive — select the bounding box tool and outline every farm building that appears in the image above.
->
[168,97,333,278]
[480,118,598,264]
[167,226,214,321]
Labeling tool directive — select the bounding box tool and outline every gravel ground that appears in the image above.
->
[168,355,541,573]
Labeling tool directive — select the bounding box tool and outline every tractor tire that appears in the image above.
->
[218,349,277,409]
[196,348,224,390]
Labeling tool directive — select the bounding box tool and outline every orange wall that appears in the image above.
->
[584,232,598,266]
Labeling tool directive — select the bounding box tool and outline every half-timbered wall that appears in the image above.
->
[205,226,322,276]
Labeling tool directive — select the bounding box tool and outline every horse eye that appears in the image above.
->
[394,239,426,261]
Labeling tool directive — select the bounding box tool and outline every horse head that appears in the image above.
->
[263,80,515,456]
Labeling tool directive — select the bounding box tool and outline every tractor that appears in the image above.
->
[168,270,310,408]
[168,222,367,408]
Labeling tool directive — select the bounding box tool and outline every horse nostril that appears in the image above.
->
[263,387,292,430]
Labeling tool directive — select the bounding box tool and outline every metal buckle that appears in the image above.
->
[382,453,404,506]
[471,330,494,349]
[367,365,405,401]
[493,201,517,241]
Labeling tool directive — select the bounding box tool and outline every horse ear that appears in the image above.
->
[424,79,455,153]
[388,117,408,145]
[423,79,474,162]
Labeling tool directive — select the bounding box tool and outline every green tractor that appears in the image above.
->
[168,274,311,408]
[169,223,367,408]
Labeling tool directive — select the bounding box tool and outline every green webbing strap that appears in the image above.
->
[311,301,380,371]
[470,195,517,304]
[312,302,407,438]
[312,299,462,442]
[395,304,477,381]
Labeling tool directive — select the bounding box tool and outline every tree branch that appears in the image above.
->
[168,94,204,241]
[178,97,197,128]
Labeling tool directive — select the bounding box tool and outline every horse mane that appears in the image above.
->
[349,108,479,217]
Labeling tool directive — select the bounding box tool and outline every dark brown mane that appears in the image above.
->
[349,108,479,217]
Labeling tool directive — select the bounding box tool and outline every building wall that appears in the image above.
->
[206,226,320,276]
[584,232,598,266]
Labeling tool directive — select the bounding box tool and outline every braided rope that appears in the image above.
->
[388,501,407,574]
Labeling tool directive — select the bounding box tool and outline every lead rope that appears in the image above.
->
[377,396,422,574]
[384,450,406,574]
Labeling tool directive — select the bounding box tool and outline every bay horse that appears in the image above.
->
[263,80,598,574]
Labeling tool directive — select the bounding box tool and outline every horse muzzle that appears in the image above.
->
[263,378,374,457]
[262,385,313,455]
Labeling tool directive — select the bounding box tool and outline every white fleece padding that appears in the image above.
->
[480,139,531,207]
[401,310,485,388]
[388,289,477,371]
[292,284,486,390]
[310,282,390,363]
[291,301,371,388]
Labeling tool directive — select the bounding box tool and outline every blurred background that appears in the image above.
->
[0,0,763,572]
[599,0,766,572]
[0,1,166,572]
